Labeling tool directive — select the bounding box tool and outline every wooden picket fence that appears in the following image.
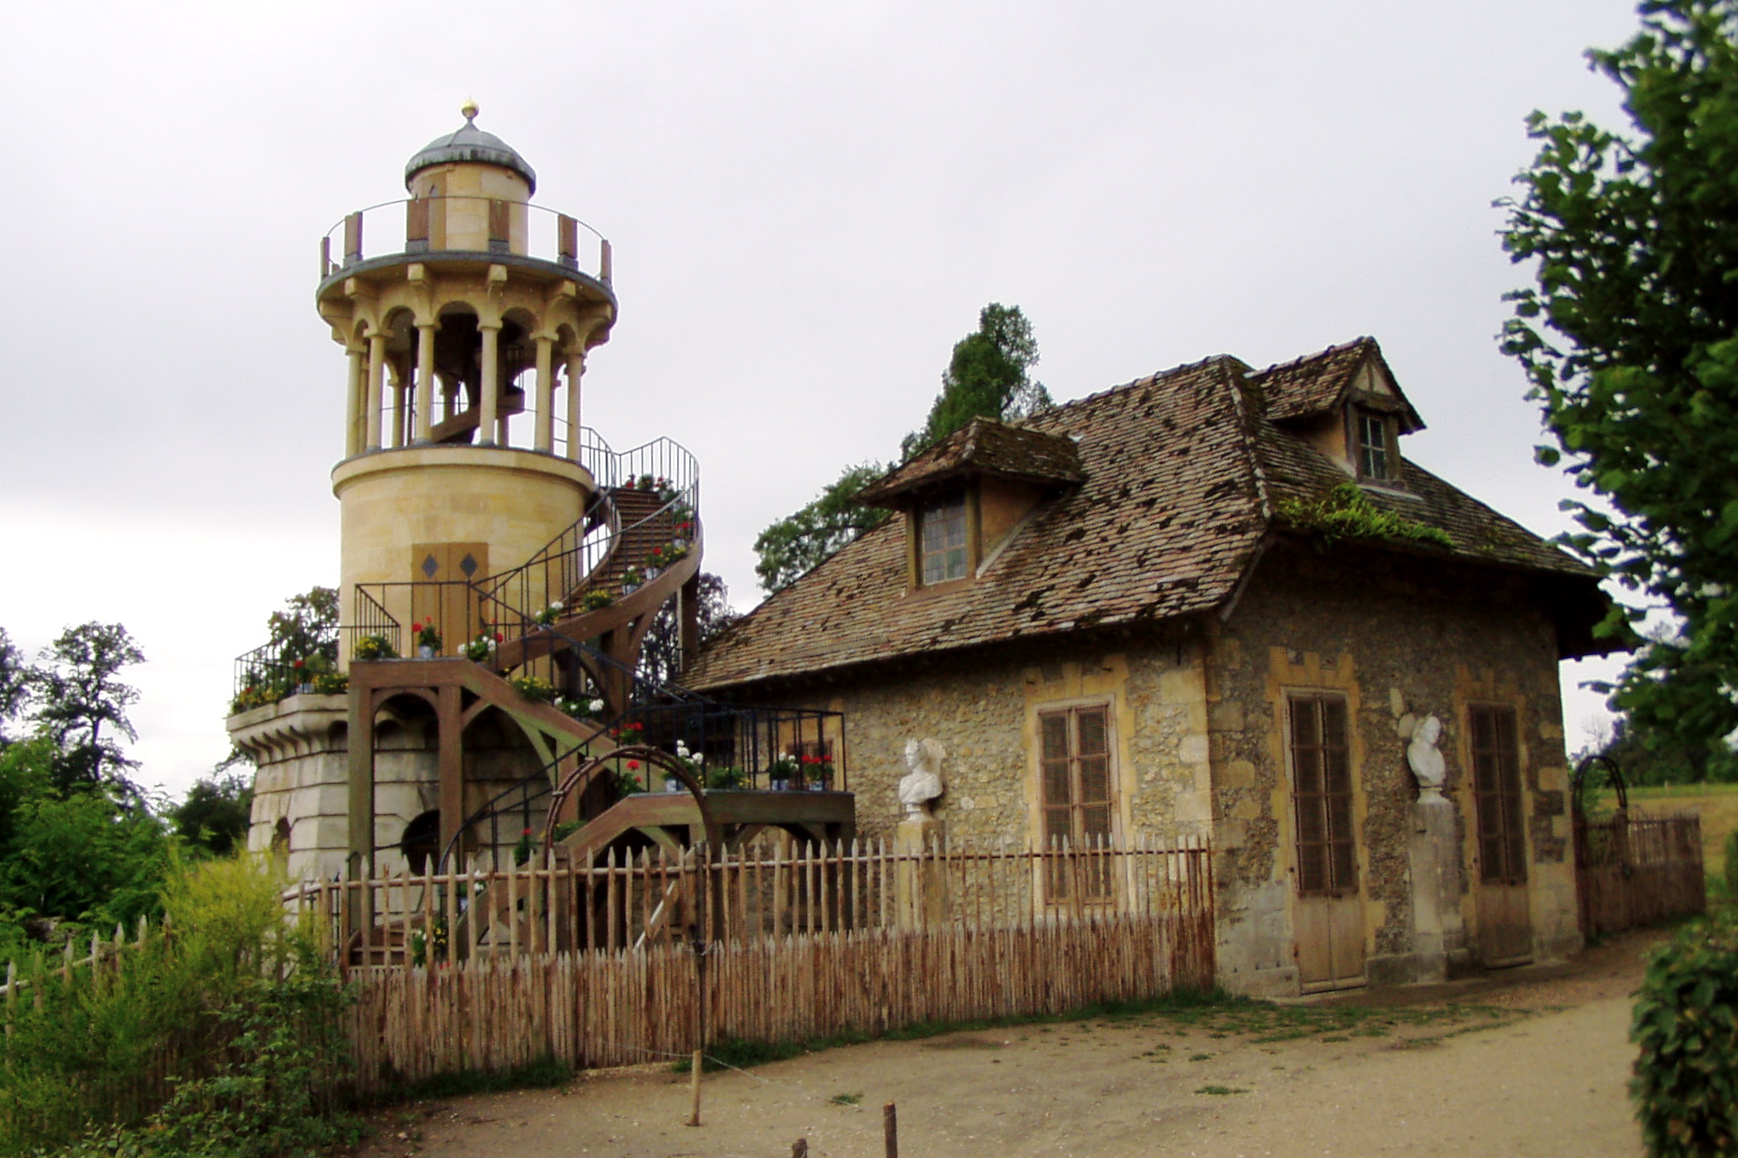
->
[296,837,1215,1093]
[1573,811,1706,939]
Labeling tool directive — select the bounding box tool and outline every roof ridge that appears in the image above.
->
[1035,352,1250,420]
[1248,335,1373,379]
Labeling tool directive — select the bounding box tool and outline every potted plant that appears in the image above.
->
[311,670,348,695]
[353,633,396,661]
[412,620,442,657]
[510,674,555,702]
[535,600,565,626]
[801,753,834,791]
[612,760,644,797]
[462,631,502,662]
[621,566,643,594]
[767,756,800,791]
[706,764,746,790]
[582,589,613,611]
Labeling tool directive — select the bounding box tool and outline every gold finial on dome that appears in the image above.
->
[460,99,479,125]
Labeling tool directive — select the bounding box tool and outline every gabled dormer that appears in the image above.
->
[1254,337,1425,488]
[855,418,1084,592]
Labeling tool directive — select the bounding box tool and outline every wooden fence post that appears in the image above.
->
[883,1101,898,1158]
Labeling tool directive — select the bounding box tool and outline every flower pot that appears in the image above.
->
[297,682,314,695]
[671,538,689,551]
[644,567,661,581]
[418,645,435,658]
[622,583,640,595]
[771,778,788,792]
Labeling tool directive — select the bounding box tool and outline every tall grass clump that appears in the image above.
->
[0,853,355,1157]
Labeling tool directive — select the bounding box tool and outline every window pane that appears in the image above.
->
[1078,755,1110,806]
[920,497,968,583]
[1040,713,1069,762]
[1076,708,1108,757]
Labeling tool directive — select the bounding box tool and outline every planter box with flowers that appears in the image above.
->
[620,567,644,595]
[535,601,565,626]
[582,589,614,611]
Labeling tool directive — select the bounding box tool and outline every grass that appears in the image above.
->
[1195,1085,1249,1096]
[1626,783,1738,886]
[829,1092,864,1106]
[389,1056,573,1101]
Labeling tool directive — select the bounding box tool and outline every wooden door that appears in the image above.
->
[1289,694,1365,991]
[409,543,488,654]
[1469,705,1532,965]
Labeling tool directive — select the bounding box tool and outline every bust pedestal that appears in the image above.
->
[895,816,949,929]
[1407,795,1468,981]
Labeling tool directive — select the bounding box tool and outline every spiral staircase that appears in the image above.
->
[334,440,852,964]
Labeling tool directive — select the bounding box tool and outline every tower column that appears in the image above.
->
[364,332,387,451]
[388,363,406,448]
[345,345,365,457]
[533,332,556,452]
[478,322,501,445]
[565,349,585,461]
[413,322,438,443]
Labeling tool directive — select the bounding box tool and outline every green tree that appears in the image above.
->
[1499,0,1738,778]
[268,586,339,665]
[0,628,30,744]
[0,737,172,937]
[901,302,1049,459]
[752,463,892,593]
[170,771,254,857]
[638,572,743,685]
[754,304,1045,593]
[30,622,146,797]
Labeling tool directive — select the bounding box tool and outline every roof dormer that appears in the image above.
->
[855,418,1084,591]
[1252,336,1424,487]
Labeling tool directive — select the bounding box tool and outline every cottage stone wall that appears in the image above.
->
[1207,543,1579,995]
[772,637,1213,851]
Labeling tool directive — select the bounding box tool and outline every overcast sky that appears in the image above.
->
[1,0,1644,798]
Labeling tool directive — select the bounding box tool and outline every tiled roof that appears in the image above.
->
[855,418,1084,507]
[1253,336,1423,433]
[688,339,1598,691]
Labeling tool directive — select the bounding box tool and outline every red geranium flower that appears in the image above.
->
[627,759,640,770]
[494,632,504,642]
[631,721,644,732]
[521,827,532,836]
[293,659,305,669]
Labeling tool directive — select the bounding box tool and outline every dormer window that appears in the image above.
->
[1354,409,1397,483]
[919,494,969,584]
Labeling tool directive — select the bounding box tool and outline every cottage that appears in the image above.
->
[687,338,1613,995]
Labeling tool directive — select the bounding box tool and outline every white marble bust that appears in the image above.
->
[1407,714,1447,801]
[897,738,945,818]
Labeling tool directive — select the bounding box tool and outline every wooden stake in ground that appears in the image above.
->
[687,1048,703,1127]
[791,1139,808,1158]
[883,1102,898,1158]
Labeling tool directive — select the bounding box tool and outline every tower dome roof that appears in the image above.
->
[405,103,537,194]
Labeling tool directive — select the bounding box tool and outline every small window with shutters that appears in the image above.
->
[1038,704,1115,903]
[1468,704,1527,884]
[1288,693,1358,896]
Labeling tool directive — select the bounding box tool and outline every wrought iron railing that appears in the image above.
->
[230,636,340,713]
[432,634,845,871]
[320,196,610,284]
[474,436,700,636]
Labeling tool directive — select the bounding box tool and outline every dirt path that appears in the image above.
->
[360,930,1664,1158]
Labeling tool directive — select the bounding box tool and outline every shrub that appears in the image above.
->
[1631,907,1738,1156]
[0,854,355,1156]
